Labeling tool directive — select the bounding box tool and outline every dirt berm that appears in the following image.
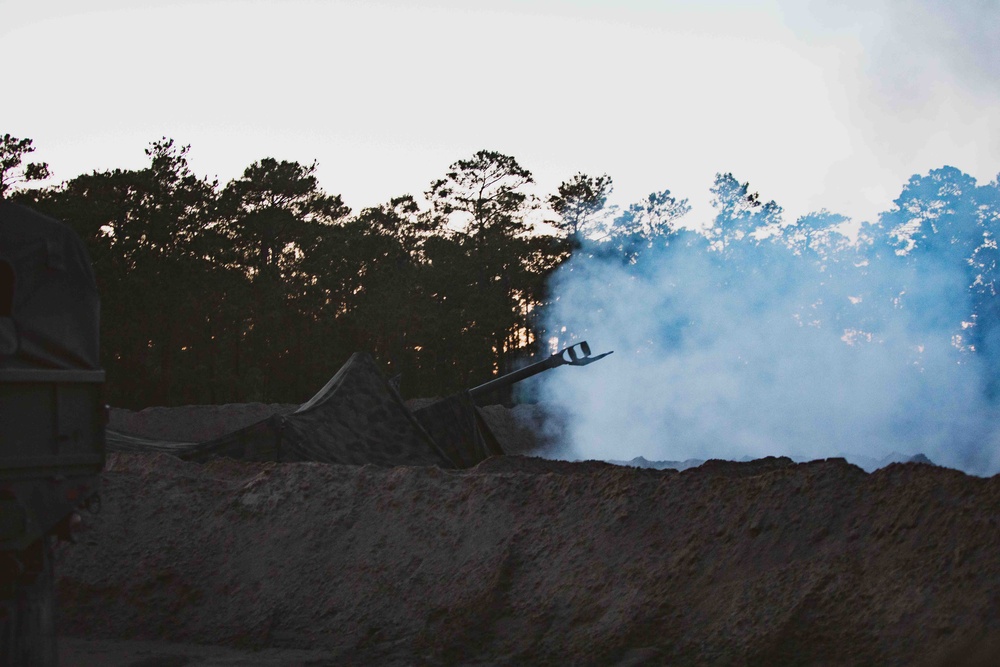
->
[55,449,1000,666]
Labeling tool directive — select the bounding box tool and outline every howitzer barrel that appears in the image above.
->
[468,341,612,400]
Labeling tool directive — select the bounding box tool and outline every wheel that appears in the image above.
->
[0,537,56,667]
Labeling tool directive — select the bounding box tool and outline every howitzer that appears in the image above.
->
[468,341,612,400]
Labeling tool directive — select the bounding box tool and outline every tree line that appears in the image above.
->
[552,165,1000,411]
[2,136,563,406]
[2,133,999,408]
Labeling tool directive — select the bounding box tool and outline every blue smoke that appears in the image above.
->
[540,167,1000,476]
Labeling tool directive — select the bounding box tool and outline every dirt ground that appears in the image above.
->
[57,404,1000,666]
[59,636,343,666]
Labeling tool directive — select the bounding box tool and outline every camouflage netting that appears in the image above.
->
[106,353,503,468]
[412,391,504,467]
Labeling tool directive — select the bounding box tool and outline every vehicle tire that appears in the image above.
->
[0,537,56,667]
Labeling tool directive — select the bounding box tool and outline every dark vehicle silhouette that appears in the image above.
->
[0,202,105,666]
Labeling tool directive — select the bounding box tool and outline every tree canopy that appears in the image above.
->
[8,134,1000,412]
[0,134,50,199]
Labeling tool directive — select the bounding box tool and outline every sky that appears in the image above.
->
[3,0,999,227]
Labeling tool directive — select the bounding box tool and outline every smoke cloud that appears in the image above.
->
[539,171,1000,476]
[780,0,1000,99]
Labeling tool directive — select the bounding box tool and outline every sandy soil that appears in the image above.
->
[55,421,1000,667]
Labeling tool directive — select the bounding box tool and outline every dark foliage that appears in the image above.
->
[5,136,999,410]
[7,141,566,407]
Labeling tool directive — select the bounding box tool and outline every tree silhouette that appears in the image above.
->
[18,139,226,406]
[216,157,352,401]
[607,189,691,263]
[709,172,782,255]
[425,150,557,392]
[0,134,50,199]
[547,172,613,246]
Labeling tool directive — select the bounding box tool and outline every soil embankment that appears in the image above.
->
[57,442,1000,665]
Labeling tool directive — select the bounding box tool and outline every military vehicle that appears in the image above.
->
[0,202,106,666]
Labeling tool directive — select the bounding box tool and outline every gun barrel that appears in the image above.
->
[468,341,612,400]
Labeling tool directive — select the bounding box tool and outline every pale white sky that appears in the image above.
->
[3,0,998,226]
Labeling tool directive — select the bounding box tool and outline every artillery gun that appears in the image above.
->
[0,202,106,666]
[468,341,612,401]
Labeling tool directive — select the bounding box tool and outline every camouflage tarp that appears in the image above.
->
[0,202,101,370]
[412,392,504,468]
[106,353,505,468]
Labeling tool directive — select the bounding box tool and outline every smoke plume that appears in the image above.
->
[539,171,1000,476]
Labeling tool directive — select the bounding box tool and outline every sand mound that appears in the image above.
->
[56,448,1000,666]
